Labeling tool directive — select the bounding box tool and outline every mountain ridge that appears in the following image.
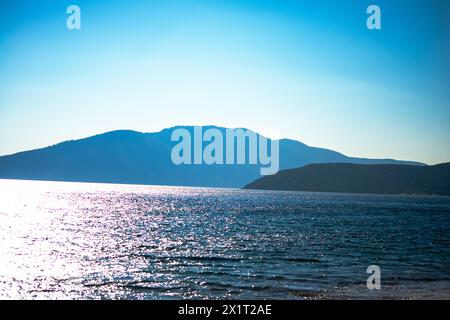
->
[0,126,425,188]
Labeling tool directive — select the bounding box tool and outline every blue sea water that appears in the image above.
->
[0,179,449,299]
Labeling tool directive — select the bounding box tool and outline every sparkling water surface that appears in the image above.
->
[0,179,449,299]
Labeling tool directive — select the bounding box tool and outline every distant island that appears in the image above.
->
[0,126,424,188]
[244,163,450,196]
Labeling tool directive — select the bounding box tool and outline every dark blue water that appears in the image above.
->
[0,180,449,299]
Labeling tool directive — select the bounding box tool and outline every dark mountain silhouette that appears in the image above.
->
[0,126,424,188]
[244,163,450,195]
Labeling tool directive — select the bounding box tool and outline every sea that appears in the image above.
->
[0,179,449,299]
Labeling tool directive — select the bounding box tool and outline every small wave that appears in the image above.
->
[199,281,274,292]
[132,254,246,263]
[283,257,321,263]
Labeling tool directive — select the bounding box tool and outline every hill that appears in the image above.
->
[244,163,450,195]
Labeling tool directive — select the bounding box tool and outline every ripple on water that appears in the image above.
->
[0,179,449,299]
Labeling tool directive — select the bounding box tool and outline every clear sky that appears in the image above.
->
[0,0,449,164]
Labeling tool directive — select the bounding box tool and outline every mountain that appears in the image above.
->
[0,126,424,188]
[244,163,450,195]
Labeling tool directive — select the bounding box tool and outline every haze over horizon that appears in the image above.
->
[1,0,449,164]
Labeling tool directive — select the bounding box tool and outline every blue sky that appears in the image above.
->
[0,0,449,164]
